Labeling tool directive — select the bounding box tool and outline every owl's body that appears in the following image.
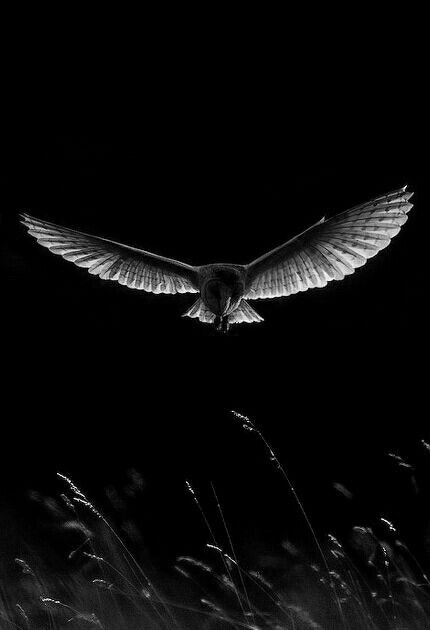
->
[196,265,245,331]
[20,186,414,332]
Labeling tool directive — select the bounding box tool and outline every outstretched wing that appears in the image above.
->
[20,214,199,295]
[244,186,413,300]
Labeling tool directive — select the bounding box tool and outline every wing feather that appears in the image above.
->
[245,186,413,300]
[20,214,199,295]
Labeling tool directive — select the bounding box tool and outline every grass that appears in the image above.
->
[1,412,430,629]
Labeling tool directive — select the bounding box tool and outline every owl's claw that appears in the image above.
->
[215,316,230,333]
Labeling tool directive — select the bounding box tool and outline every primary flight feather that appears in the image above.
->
[20,186,414,332]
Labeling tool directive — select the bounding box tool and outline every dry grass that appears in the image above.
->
[1,414,430,629]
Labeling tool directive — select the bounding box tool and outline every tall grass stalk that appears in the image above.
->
[1,413,430,629]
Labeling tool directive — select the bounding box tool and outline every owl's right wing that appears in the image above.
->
[244,186,413,300]
[20,214,199,295]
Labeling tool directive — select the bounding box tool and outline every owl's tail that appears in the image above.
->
[182,298,263,325]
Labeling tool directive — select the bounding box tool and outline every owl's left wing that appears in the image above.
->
[244,186,413,300]
[20,214,199,295]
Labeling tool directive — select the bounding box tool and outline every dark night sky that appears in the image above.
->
[1,24,427,573]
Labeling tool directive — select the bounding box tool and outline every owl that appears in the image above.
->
[21,186,413,332]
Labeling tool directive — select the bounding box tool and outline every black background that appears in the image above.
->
[1,13,428,574]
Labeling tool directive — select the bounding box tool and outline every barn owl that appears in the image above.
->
[21,186,413,332]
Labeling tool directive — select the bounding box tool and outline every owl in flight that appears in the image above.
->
[21,186,413,333]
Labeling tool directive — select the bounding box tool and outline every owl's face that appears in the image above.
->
[202,267,244,316]
[203,280,231,315]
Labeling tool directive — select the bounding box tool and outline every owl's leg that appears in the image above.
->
[214,315,222,332]
[221,316,230,334]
